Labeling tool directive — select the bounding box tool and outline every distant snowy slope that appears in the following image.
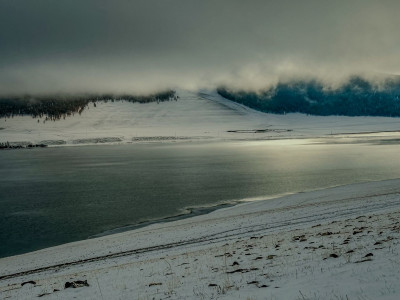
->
[1,89,400,146]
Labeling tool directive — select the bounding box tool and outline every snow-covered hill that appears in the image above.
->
[2,90,400,146]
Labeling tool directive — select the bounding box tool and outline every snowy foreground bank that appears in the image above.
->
[1,180,400,299]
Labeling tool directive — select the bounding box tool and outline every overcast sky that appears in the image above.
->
[0,0,399,95]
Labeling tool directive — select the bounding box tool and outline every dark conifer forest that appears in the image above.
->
[218,76,400,117]
[0,90,176,120]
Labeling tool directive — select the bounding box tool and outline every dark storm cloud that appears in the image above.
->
[0,0,399,94]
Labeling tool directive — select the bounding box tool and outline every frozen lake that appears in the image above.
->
[1,139,400,258]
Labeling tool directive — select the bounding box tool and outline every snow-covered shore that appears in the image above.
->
[1,179,400,299]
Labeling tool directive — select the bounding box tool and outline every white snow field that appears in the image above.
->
[1,179,400,299]
[2,89,400,146]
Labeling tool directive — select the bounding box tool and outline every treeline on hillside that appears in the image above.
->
[218,76,400,117]
[0,90,176,121]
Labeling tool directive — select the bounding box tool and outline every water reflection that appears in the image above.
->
[0,139,399,257]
